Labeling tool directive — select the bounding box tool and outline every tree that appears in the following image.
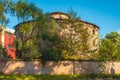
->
[34,13,63,61]
[0,0,11,25]
[99,32,120,60]
[67,7,80,20]
[0,44,7,60]
[0,0,62,60]
[10,0,43,21]
[15,21,42,59]
[15,13,63,60]
[57,18,93,60]
[0,0,44,59]
[0,0,42,25]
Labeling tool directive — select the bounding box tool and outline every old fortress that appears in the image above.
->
[50,12,99,50]
[0,12,99,59]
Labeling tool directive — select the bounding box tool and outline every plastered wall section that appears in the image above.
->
[0,61,120,74]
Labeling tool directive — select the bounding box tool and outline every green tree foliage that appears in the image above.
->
[67,7,80,20]
[0,0,44,59]
[99,32,120,60]
[57,19,93,60]
[16,13,63,60]
[39,18,63,61]
[10,0,43,21]
[16,22,41,59]
[67,9,94,60]
[0,44,8,60]
[0,0,42,25]
[0,0,97,60]
[0,0,11,24]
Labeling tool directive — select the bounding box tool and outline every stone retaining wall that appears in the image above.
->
[0,61,120,74]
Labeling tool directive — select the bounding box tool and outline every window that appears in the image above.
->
[8,33,12,37]
[8,45,12,49]
[92,30,95,34]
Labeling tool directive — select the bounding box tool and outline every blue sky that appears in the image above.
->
[8,0,120,37]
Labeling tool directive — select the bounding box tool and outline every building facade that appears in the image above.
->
[50,12,99,53]
[0,26,16,59]
[15,12,99,59]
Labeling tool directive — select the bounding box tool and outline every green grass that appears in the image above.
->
[0,74,120,80]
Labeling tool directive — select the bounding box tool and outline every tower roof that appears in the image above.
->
[50,12,70,20]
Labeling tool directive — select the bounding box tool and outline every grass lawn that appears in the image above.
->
[0,74,120,80]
